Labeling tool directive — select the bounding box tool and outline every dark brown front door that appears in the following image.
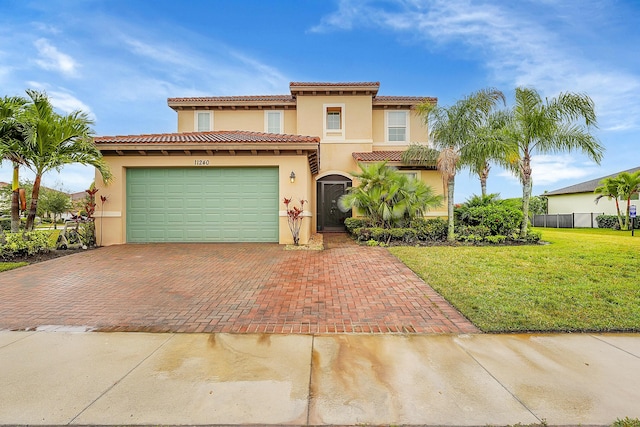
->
[317,175,352,232]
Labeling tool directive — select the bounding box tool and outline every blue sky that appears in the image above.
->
[1,0,639,201]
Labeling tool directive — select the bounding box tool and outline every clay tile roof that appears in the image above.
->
[352,151,406,162]
[94,130,320,144]
[167,95,295,103]
[373,95,437,104]
[289,81,380,87]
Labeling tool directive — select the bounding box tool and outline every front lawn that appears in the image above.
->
[390,228,640,333]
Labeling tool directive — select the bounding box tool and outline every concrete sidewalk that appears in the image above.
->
[1,331,639,426]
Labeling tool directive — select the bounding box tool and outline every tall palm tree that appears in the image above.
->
[594,177,624,229]
[402,88,506,241]
[470,109,511,197]
[503,87,603,238]
[0,95,28,232]
[19,90,112,230]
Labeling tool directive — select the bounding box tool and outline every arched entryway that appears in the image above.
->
[316,174,352,232]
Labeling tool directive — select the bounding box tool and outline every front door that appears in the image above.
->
[317,175,352,232]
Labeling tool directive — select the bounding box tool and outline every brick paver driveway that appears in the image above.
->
[0,234,478,334]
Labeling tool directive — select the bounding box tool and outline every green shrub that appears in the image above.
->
[0,217,11,231]
[0,231,53,259]
[410,218,447,241]
[344,217,369,233]
[525,230,542,243]
[485,234,507,244]
[460,204,523,236]
[596,214,620,230]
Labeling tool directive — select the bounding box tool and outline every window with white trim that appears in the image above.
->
[386,111,408,142]
[264,111,283,133]
[195,111,212,131]
[327,107,341,130]
[323,103,345,140]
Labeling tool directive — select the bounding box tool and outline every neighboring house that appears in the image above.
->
[93,81,444,245]
[546,166,640,215]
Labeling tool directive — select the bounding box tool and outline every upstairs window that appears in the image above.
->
[387,111,408,142]
[265,111,283,133]
[326,107,342,130]
[323,104,345,140]
[196,111,212,131]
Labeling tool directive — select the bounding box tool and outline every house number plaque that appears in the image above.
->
[194,159,210,166]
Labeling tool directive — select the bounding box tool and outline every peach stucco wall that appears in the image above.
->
[177,110,297,134]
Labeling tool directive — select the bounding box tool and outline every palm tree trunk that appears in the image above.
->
[480,163,490,197]
[519,153,533,238]
[25,174,42,231]
[614,198,624,229]
[10,163,20,232]
[446,176,455,242]
[624,198,631,230]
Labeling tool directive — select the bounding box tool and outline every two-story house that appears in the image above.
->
[93,82,444,245]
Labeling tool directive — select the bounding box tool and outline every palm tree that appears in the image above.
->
[612,171,640,230]
[338,162,442,228]
[594,177,624,229]
[0,95,28,232]
[402,88,506,241]
[18,90,112,230]
[503,87,603,238]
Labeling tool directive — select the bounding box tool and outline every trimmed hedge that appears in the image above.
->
[596,215,620,229]
[457,204,523,236]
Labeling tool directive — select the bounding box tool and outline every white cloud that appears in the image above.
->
[34,38,78,77]
[48,90,95,120]
[497,154,600,186]
[312,0,640,131]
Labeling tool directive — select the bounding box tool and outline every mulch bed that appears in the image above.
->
[2,247,96,264]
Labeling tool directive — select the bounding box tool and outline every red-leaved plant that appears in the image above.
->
[283,197,306,245]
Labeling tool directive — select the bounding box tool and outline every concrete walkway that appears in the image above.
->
[1,331,639,426]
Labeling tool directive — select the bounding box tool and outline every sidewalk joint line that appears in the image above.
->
[0,330,38,350]
[591,334,640,360]
[457,340,542,423]
[67,333,176,424]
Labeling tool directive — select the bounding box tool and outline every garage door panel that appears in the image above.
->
[166,198,184,209]
[127,167,278,242]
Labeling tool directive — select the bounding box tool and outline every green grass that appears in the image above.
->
[0,261,28,272]
[389,228,640,333]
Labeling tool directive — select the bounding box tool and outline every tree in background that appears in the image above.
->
[502,87,603,238]
[402,88,506,241]
[39,187,72,228]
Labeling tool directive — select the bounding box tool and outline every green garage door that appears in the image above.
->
[126,168,279,242]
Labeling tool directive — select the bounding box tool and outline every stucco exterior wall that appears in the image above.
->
[371,109,428,146]
[547,192,618,215]
[176,110,297,134]
[296,95,373,141]
[95,154,314,246]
